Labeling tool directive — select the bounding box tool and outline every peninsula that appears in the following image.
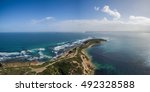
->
[0,39,106,75]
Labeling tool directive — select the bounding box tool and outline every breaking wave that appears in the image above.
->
[0,48,51,61]
[53,37,93,55]
[0,37,95,62]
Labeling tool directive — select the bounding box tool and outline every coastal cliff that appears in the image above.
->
[0,39,106,75]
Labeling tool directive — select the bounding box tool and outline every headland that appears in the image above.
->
[0,38,106,75]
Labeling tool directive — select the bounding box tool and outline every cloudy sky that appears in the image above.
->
[0,0,150,32]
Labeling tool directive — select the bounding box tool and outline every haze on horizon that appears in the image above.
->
[0,0,150,32]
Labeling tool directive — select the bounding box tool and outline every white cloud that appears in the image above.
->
[129,16,150,25]
[31,16,54,24]
[28,17,150,32]
[29,7,150,32]
[45,17,54,20]
[48,16,150,32]
[94,6,100,11]
[102,5,121,20]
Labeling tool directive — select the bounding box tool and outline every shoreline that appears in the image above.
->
[81,41,105,74]
[82,46,95,74]
[0,38,106,75]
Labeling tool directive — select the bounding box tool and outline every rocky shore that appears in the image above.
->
[0,38,106,75]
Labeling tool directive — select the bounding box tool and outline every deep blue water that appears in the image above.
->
[0,32,87,52]
[87,31,150,75]
[0,32,89,61]
[0,32,150,74]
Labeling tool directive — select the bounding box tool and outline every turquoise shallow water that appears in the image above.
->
[0,32,89,61]
[0,32,150,74]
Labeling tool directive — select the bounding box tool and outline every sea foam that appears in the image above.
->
[0,52,20,57]
[0,48,51,61]
[53,37,93,55]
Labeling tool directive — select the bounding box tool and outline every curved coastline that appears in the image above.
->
[82,48,95,74]
[81,39,106,74]
[0,38,106,75]
[37,38,107,75]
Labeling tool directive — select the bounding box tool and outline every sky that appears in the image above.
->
[0,0,150,32]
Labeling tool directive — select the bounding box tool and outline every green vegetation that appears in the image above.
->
[38,60,83,75]
[0,67,31,75]
[38,54,84,75]
[38,39,106,75]
[0,38,106,75]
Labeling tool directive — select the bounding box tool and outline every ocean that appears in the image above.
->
[0,32,150,75]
